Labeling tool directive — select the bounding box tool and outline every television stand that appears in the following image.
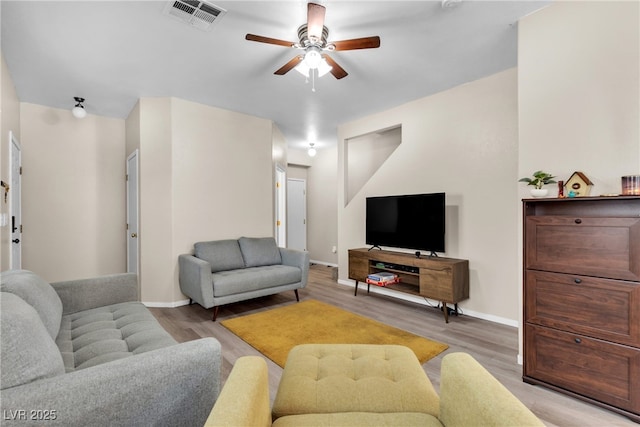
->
[368,245,382,251]
[348,248,469,323]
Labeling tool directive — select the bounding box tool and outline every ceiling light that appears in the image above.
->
[307,142,317,157]
[303,46,322,68]
[441,0,462,8]
[295,60,310,78]
[72,97,87,119]
[316,58,333,77]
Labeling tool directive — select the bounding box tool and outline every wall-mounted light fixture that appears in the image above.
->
[307,142,317,157]
[72,97,87,119]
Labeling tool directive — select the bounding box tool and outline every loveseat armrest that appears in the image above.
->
[179,254,214,308]
[0,338,221,427]
[51,273,138,315]
[439,352,544,427]
[205,356,271,427]
[279,248,310,288]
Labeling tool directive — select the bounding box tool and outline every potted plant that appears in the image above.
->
[519,170,556,197]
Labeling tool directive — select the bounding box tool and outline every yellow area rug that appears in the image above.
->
[221,299,448,368]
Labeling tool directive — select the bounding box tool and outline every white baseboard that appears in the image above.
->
[310,259,338,267]
[143,299,190,308]
[337,279,518,328]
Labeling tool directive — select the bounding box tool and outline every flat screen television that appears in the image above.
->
[366,192,445,255]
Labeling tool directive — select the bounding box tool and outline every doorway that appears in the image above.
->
[9,132,22,270]
[287,178,307,252]
[126,150,139,274]
[275,166,286,247]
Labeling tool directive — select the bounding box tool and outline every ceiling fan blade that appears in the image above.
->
[332,36,381,51]
[307,2,326,42]
[322,54,348,80]
[274,56,304,75]
[245,34,296,48]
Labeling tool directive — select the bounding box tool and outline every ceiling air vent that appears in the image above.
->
[164,0,227,31]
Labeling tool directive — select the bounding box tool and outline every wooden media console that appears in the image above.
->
[348,248,469,323]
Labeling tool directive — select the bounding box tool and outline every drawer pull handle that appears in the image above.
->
[574,338,582,344]
[574,278,582,284]
[574,218,582,224]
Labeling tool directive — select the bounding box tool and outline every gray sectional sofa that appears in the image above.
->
[1,269,221,426]
[179,237,309,320]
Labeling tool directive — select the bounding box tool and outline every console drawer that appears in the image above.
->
[524,271,640,346]
[524,324,640,414]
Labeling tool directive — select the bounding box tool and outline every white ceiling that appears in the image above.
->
[1,0,549,150]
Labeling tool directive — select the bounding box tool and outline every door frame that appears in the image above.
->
[9,131,22,270]
[126,150,139,274]
[275,166,286,247]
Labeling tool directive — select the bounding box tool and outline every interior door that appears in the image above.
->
[287,178,307,252]
[10,132,22,270]
[126,150,139,274]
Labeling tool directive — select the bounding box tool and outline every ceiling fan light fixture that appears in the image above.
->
[295,61,310,77]
[72,97,87,119]
[303,46,323,69]
[317,58,333,77]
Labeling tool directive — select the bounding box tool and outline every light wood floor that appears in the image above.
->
[150,264,635,426]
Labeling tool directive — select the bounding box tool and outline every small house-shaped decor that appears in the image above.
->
[566,171,593,197]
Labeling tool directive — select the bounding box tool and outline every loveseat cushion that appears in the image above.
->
[1,293,65,389]
[212,265,301,297]
[0,270,63,339]
[55,301,177,371]
[195,240,245,273]
[238,237,282,268]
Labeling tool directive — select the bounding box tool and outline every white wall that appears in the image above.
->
[19,103,126,282]
[307,145,338,265]
[338,68,520,323]
[135,97,275,304]
[1,52,21,271]
[518,1,639,195]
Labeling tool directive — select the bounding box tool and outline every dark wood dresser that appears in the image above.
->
[522,196,640,422]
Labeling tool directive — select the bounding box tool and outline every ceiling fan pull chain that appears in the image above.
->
[312,69,316,92]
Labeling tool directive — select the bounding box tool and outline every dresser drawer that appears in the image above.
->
[524,324,640,414]
[525,216,640,281]
[524,271,640,346]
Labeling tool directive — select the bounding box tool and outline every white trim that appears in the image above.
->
[337,278,519,328]
[143,299,191,308]
[310,259,338,267]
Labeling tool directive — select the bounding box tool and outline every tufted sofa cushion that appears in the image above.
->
[272,344,440,420]
[1,293,65,389]
[55,301,177,371]
[0,269,63,339]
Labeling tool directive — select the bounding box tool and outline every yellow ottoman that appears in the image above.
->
[271,344,440,420]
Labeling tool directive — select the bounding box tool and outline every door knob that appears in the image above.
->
[12,239,20,244]
[130,233,137,238]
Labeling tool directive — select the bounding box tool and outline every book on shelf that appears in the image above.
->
[367,272,397,282]
[366,277,400,287]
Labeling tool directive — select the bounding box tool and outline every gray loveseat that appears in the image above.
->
[1,270,221,426]
[179,237,309,321]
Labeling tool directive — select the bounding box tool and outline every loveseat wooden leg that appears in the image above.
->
[212,306,220,322]
[294,289,299,302]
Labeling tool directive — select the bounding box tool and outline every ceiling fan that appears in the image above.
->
[245,2,381,80]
